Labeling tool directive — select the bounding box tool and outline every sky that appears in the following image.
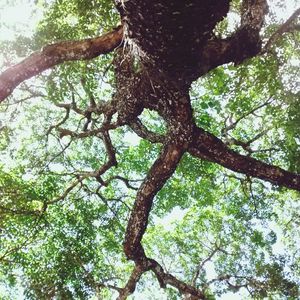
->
[0,0,299,299]
[0,1,43,41]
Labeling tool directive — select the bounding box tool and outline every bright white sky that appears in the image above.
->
[0,1,299,299]
[0,1,43,41]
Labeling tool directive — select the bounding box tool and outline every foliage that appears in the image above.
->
[0,0,300,299]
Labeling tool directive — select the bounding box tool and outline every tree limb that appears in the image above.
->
[118,257,206,300]
[0,26,123,102]
[123,141,184,259]
[199,0,269,75]
[148,257,206,299]
[189,127,300,191]
[129,119,165,144]
[117,264,145,300]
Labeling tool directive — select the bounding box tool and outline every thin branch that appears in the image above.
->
[84,184,130,224]
[0,205,40,217]
[74,252,123,295]
[104,175,141,190]
[129,119,165,144]
[224,127,270,154]
[191,245,225,286]
[0,209,46,262]
[221,97,273,136]
[46,131,117,205]
[46,178,82,205]
[262,7,300,53]
[57,122,119,139]
[46,106,70,135]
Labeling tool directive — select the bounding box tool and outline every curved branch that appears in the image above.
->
[148,258,206,299]
[118,256,206,300]
[46,131,117,205]
[120,133,209,298]
[117,264,145,300]
[199,0,268,75]
[123,141,184,260]
[129,119,165,144]
[189,127,300,191]
[0,26,123,102]
[262,7,300,53]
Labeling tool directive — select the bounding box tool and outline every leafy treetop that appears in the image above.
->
[0,0,300,299]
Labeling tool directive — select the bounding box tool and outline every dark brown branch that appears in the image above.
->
[199,0,268,75]
[104,175,141,190]
[117,264,145,300]
[57,122,118,139]
[118,257,206,300]
[129,119,165,144]
[148,258,206,299]
[189,127,300,191]
[0,26,123,102]
[120,130,208,298]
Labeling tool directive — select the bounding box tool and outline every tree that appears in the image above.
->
[0,0,300,299]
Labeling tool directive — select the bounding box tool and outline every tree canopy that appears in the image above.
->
[0,0,300,299]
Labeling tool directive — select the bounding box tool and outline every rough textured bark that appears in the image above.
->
[123,141,185,260]
[0,26,123,102]
[116,0,231,85]
[189,127,300,190]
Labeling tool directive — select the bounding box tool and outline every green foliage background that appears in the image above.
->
[0,0,299,299]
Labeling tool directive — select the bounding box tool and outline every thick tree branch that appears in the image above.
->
[117,264,145,300]
[1,2,299,298]
[148,258,206,299]
[120,121,209,298]
[199,0,268,75]
[189,127,300,191]
[123,141,184,259]
[118,256,206,300]
[117,0,231,84]
[0,26,123,102]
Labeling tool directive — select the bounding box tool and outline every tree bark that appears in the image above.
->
[0,26,123,102]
